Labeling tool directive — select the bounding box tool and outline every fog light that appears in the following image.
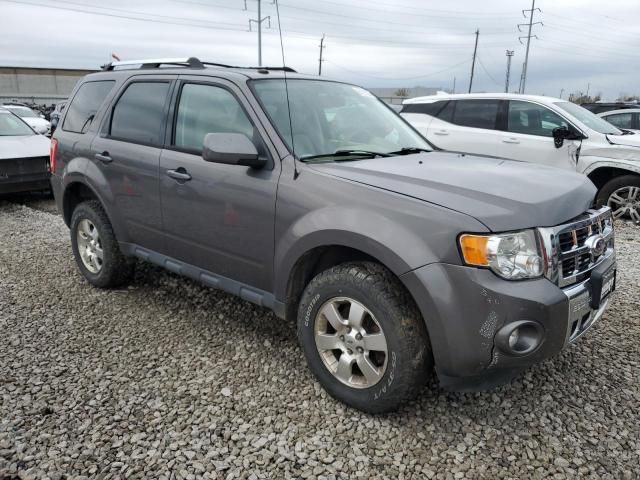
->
[495,320,543,356]
[508,329,519,349]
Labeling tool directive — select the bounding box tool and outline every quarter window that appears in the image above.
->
[62,80,114,133]
[604,113,633,129]
[451,99,500,129]
[110,82,170,146]
[400,101,447,116]
[508,100,568,137]
[174,83,255,153]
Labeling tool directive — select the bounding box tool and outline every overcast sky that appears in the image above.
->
[1,0,639,99]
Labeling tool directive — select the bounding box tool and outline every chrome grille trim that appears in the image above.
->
[538,206,615,288]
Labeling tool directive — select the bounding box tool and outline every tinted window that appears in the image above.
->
[110,82,170,145]
[507,100,568,137]
[63,80,114,133]
[452,99,499,129]
[401,101,447,116]
[604,113,633,129]
[174,84,254,152]
[437,101,455,123]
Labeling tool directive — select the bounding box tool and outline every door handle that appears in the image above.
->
[95,152,112,163]
[433,130,449,136]
[502,138,520,144]
[166,168,192,182]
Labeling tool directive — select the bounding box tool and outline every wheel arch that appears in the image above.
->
[587,165,640,192]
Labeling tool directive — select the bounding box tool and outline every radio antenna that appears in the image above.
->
[273,0,299,179]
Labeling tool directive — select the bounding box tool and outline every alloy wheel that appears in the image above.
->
[314,297,388,389]
[76,219,103,273]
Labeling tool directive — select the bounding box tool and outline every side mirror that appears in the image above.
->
[552,126,584,148]
[202,133,265,168]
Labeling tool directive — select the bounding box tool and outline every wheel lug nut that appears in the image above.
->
[340,335,345,341]
[357,347,363,354]
[355,333,362,340]
[347,349,353,355]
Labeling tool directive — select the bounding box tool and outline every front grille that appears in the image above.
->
[538,207,615,288]
[0,156,50,177]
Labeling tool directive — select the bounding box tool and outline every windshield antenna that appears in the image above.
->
[273,0,299,179]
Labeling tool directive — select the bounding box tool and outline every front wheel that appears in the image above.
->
[595,175,640,222]
[297,262,432,413]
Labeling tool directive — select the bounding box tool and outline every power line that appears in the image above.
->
[324,58,470,82]
[476,54,501,87]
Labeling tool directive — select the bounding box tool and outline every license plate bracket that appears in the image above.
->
[590,260,616,309]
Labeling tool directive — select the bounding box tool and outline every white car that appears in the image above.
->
[1,104,51,135]
[0,108,51,194]
[598,108,640,134]
[401,93,640,221]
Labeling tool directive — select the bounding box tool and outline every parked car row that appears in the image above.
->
[1,103,51,135]
[401,93,640,222]
[46,57,618,412]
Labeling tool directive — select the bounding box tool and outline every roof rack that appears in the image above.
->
[101,57,297,73]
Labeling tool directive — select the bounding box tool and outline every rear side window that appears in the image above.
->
[604,113,633,129]
[451,99,500,129]
[62,80,114,133]
[401,101,447,116]
[110,82,170,146]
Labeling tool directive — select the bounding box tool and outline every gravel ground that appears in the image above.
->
[0,198,638,480]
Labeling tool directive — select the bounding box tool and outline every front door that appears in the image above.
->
[499,100,577,170]
[159,78,279,291]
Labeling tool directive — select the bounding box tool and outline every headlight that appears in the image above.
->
[459,230,544,280]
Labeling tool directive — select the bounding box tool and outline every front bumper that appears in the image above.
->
[401,256,615,381]
[0,172,51,195]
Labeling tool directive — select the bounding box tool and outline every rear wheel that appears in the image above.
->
[595,175,640,222]
[297,262,432,413]
[70,200,134,288]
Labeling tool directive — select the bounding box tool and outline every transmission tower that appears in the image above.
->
[518,0,542,93]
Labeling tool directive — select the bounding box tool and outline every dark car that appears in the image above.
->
[581,102,640,114]
[49,57,616,412]
[0,108,51,194]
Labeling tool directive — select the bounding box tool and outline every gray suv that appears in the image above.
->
[50,57,617,412]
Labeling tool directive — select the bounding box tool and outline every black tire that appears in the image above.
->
[297,262,432,413]
[595,174,640,220]
[70,200,134,288]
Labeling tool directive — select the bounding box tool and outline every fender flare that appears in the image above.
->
[273,206,439,301]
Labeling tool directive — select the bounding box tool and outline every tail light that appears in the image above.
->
[50,138,58,173]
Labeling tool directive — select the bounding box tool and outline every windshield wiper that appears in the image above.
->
[386,147,431,156]
[300,149,390,162]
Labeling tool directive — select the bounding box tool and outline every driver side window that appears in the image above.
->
[507,100,568,137]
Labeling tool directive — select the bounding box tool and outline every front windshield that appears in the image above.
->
[554,101,623,135]
[8,106,38,118]
[0,112,34,136]
[251,79,431,160]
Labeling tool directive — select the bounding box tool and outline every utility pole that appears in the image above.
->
[518,0,542,94]
[318,34,326,76]
[452,76,456,94]
[586,82,591,98]
[245,0,271,66]
[505,50,514,93]
[468,29,479,93]
[559,88,564,99]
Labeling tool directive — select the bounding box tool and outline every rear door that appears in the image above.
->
[425,99,504,157]
[90,75,173,252]
[400,100,447,138]
[500,100,576,169]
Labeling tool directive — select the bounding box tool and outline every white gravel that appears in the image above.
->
[0,198,639,479]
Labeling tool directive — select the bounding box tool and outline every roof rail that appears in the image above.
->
[102,57,205,71]
[100,57,297,73]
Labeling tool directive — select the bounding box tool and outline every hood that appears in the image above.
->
[308,152,596,231]
[605,133,640,149]
[23,117,50,128]
[0,134,51,160]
